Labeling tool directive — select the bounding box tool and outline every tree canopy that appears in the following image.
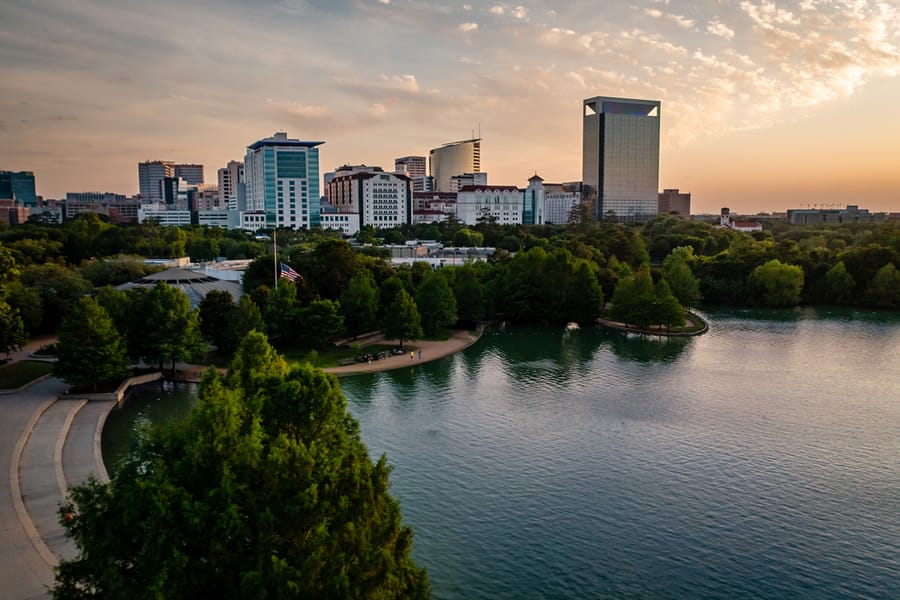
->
[54,297,129,389]
[54,332,430,599]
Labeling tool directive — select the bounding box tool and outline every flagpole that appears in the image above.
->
[273,228,278,289]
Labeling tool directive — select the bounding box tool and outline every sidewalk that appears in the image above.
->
[323,329,482,376]
[0,335,113,600]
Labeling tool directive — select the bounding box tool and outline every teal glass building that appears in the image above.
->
[244,133,323,229]
[0,171,37,206]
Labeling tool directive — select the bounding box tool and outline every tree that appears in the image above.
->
[415,270,457,336]
[198,290,237,350]
[0,300,26,360]
[566,262,604,325]
[298,298,344,349]
[652,279,685,330]
[382,289,422,348]
[17,263,93,333]
[53,332,430,599]
[450,263,485,323]
[265,281,298,337]
[140,282,202,373]
[379,276,407,318]
[340,271,378,339]
[610,266,656,329]
[53,298,128,390]
[865,263,900,309]
[750,259,805,307]
[663,249,702,308]
[823,261,856,305]
[223,295,265,354]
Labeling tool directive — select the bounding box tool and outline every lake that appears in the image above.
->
[104,308,900,599]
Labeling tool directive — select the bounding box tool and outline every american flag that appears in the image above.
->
[280,262,301,282]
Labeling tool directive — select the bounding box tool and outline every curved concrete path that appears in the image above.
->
[1,338,115,599]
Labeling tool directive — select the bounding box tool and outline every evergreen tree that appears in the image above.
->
[340,271,378,339]
[652,279,685,330]
[198,290,237,350]
[451,263,485,323]
[382,289,422,347]
[663,248,702,308]
[415,270,458,336]
[298,298,344,349]
[53,332,430,599]
[140,282,203,373]
[566,262,604,324]
[54,297,128,390]
[266,281,298,337]
[224,295,265,354]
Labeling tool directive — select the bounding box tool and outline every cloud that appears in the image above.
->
[284,104,329,118]
[490,6,504,15]
[459,21,478,32]
[512,6,528,21]
[707,20,735,39]
[643,8,694,29]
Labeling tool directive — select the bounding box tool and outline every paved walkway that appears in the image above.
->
[1,337,114,599]
[323,329,482,376]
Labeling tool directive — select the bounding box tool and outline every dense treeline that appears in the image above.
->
[2,214,899,363]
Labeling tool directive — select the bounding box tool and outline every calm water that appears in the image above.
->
[104,308,900,599]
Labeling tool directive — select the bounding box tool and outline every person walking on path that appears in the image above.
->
[418,350,422,360]
[410,351,414,360]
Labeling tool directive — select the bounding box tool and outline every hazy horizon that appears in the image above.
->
[2,0,899,214]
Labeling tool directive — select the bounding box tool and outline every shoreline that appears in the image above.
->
[596,310,709,337]
[322,328,483,376]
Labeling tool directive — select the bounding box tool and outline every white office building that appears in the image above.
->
[326,165,411,229]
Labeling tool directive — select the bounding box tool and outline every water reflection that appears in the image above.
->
[601,331,690,364]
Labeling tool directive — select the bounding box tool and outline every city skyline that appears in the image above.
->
[1,0,899,214]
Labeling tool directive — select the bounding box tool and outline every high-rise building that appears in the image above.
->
[395,156,431,192]
[395,156,426,178]
[582,96,660,222]
[244,132,323,229]
[174,163,204,185]
[0,170,37,206]
[429,138,481,192]
[138,160,174,203]
[217,160,243,205]
[658,188,691,217]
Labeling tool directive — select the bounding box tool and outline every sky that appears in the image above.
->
[1,0,899,214]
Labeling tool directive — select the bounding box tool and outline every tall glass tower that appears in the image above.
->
[244,132,323,229]
[582,96,660,222]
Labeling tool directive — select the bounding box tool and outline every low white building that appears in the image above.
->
[320,211,360,236]
[198,209,241,229]
[138,204,191,226]
[240,210,268,232]
[454,185,524,225]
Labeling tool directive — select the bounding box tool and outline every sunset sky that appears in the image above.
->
[2,0,899,214]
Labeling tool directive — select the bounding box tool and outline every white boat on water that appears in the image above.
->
[565,322,580,331]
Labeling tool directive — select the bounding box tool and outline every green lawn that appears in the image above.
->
[0,360,55,389]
